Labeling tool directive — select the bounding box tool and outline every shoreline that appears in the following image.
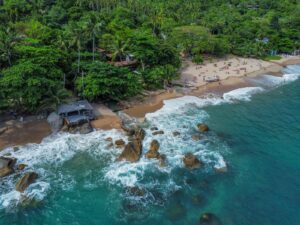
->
[1,55,299,150]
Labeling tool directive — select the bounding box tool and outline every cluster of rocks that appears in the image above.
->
[0,156,38,193]
[61,122,93,134]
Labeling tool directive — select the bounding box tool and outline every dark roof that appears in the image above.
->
[58,100,93,115]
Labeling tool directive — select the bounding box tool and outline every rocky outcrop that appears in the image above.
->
[183,153,202,169]
[173,131,180,137]
[117,139,142,162]
[115,139,125,147]
[145,140,160,159]
[15,172,38,192]
[127,186,145,197]
[197,123,209,132]
[199,213,222,225]
[67,122,93,134]
[0,157,16,177]
[17,164,27,171]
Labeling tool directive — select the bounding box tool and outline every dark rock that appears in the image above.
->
[173,131,180,136]
[199,213,222,225]
[152,130,164,135]
[16,172,38,193]
[17,164,27,171]
[145,140,160,159]
[197,123,209,132]
[135,128,146,141]
[150,127,159,131]
[68,122,93,134]
[127,186,145,197]
[166,202,186,221]
[183,153,202,169]
[115,139,125,147]
[0,157,16,177]
[117,139,142,162]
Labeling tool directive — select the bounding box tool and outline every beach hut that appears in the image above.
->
[58,100,95,126]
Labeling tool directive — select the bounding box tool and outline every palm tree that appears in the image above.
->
[110,37,130,62]
[85,13,103,61]
[66,22,87,73]
[39,88,71,112]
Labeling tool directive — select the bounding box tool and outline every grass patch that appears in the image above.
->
[264,55,282,61]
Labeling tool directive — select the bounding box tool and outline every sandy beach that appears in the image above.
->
[1,55,299,150]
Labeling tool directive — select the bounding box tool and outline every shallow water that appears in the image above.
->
[0,65,300,225]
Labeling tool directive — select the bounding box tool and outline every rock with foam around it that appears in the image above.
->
[117,139,142,162]
[145,140,160,159]
[0,157,16,177]
[197,123,209,132]
[158,154,167,167]
[16,172,38,193]
[183,153,202,169]
[115,139,125,147]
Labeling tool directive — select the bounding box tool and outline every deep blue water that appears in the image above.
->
[0,65,299,225]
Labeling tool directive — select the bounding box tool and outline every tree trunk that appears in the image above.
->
[77,46,81,73]
[92,34,95,61]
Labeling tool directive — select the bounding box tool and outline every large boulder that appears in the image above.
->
[0,157,16,177]
[47,112,63,133]
[145,140,160,159]
[118,112,139,135]
[16,172,38,193]
[199,213,222,225]
[117,139,142,162]
[117,127,145,162]
[197,123,209,132]
[183,153,202,169]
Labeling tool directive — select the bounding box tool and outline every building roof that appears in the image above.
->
[58,100,93,115]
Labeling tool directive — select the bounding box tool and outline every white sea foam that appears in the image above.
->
[223,87,265,102]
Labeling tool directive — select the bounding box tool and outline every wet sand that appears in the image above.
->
[0,120,51,150]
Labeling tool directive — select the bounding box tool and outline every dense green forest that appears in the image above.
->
[0,0,299,113]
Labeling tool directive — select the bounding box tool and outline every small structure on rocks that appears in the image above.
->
[58,100,95,126]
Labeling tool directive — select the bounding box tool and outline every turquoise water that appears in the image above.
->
[0,65,300,225]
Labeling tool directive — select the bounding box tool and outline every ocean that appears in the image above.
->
[0,65,300,225]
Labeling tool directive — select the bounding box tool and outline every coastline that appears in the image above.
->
[1,55,299,150]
